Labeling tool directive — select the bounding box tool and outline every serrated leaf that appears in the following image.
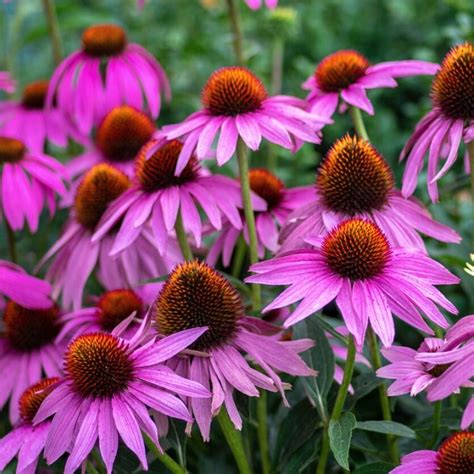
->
[354,461,395,473]
[356,421,416,438]
[328,412,357,470]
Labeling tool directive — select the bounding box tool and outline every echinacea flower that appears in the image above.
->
[462,398,474,430]
[0,80,77,152]
[0,260,52,309]
[390,431,474,473]
[47,23,170,135]
[244,0,278,9]
[161,66,329,174]
[151,260,315,440]
[303,49,439,120]
[38,164,180,310]
[34,326,210,474]
[401,42,474,202]
[248,218,459,348]
[0,302,64,423]
[92,139,264,256]
[0,71,15,93]
[207,168,313,265]
[0,377,59,474]
[0,136,68,232]
[279,135,460,254]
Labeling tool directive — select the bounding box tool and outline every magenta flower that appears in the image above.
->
[0,260,52,309]
[0,80,77,152]
[38,164,180,310]
[390,432,474,473]
[462,397,474,430]
[151,261,315,440]
[160,66,329,174]
[0,71,15,93]
[47,23,170,136]
[280,135,460,254]
[34,325,210,474]
[303,49,439,120]
[92,139,264,256]
[0,302,64,423]
[0,377,59,474]
[0,136,68,232]
[401,42,474,202]
[208,168,313,265]
[247,218,459,348]
[244,0,278,9]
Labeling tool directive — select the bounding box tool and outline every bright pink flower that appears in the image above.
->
[390,432,474,473]
[303,49,438,120]
[280,135,460,254]
[160,66,329,174]
[244,0,278,9]
[38,164,181,310]
[401,42,474,202]
[247,218,459,348]
[0,378,59,474]
[0,260,52,309]
[0,136,68,232]
[0,302,64,423]
[151,261,315,440]
[33,323,210,474]
[208,168,313,265]
[0,71,15,93]
[462,397,474,430]
[48,23,170,136]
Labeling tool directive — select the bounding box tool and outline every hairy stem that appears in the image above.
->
[41,0,63,66]
[225,0,245,66]
[349,106,369,141]
[145,436,187,474]
[231,235,247,277]
[174,210,194,261]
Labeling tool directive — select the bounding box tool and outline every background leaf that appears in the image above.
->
[356,421,416,439]
[328,412,357,470]
[354,462,396,473]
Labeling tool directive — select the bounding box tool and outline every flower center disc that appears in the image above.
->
[65,333,134,398]
[3,302,60,351]
[136,140,199,192]
[323,219,390,280]
[432,42,474,120]
[82,24,127,57]
[0,136,25,164]
[21,80,49,109]
[154,261,244,351]
[75,164,131,230]
[317,135,393,214]
[19,377,59,423]
[315,50,370,93]
[249,168,284,210]
[437,432,474,474]
[202,66,268,116]
[97,289,143,331]
[96,106,155,163]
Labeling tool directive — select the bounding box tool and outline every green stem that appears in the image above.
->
[231,235,247,277]
[5,221,17,263]
[467,141,474,251]
[431,400,442,448]
[175,210,194,261]
[225,0,245,66]
[145,436,186,474]
[316,336,356,474]
[91,449,106,474]
[271,37,284,95]
[236,139,261,310]
[257,391,271,474]
[349,106,369,141]
[41,0,63,66]
[217,409,253,474]
[86,461,99,474]
[368,329,399,464]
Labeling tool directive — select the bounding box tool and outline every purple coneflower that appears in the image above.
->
[38,164,180,310]
[0,71,15,93]
[0,136,68,232]
[401,42,474,202]
[34,326,210,473]
[0,377,59,474]
[208,168,313,265]
[160,66,329,174]
[462,397,474,430]
[151,260,315,441]
[0,302,64,423]
[92,139,263,256]
[247,218,459,348]
[303,49,438,120]
[280,135,460,254]
[390,431,474,473]
[244,0,278,9]
[47,23,170,135]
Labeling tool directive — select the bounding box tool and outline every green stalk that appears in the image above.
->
[145,436,187,474]
[368,329,399,463]
[86,461,99,474]
[225,0,245,66]
[467,141,474,251]
[174,210,194,261]
[316,336,356,474]
[217,409,253,474]
[5,221,17,263]
[431,400,442,448]
[349,106,369,141]
[231,235,247,277]
[257,391,271,474]
[41,0,63,66]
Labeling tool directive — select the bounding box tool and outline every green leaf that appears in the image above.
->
[351,372,384,401]
[328,412,357,470]
[356,421,416,438]
[354,462,395,473]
